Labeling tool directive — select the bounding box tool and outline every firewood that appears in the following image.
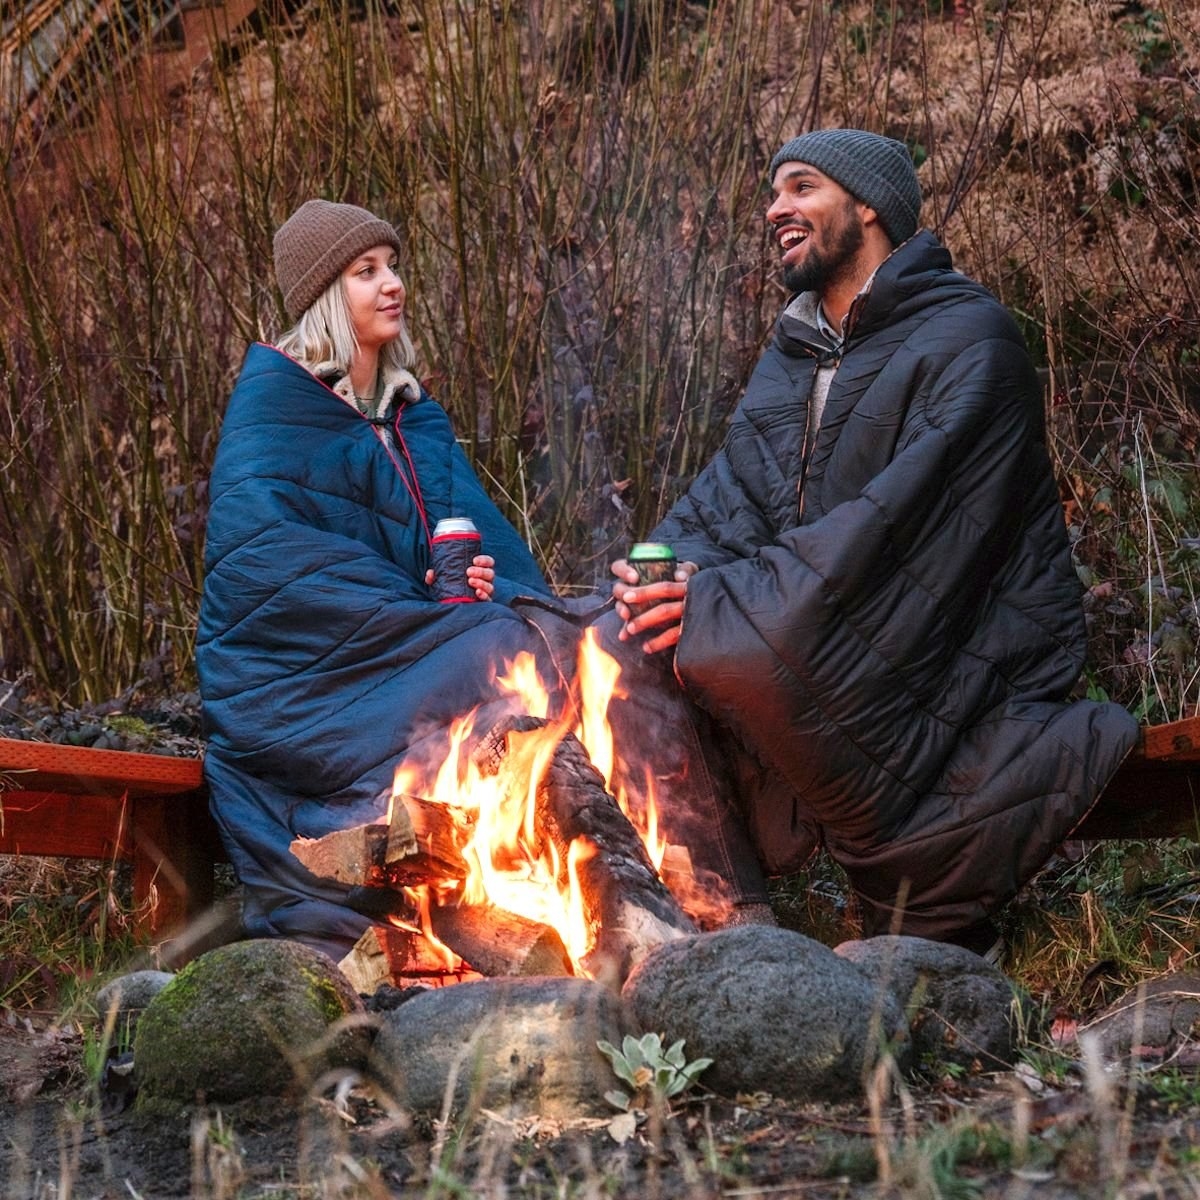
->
[291,823,391,887]
[475,717,696,985]
[290,795,470,889]
[388,794,473,879]
[338,924,418,995]
[429,901,572,978]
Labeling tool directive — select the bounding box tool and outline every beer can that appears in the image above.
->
[626,542,678,618]
[431,517,482,602]
[628,542,678,587]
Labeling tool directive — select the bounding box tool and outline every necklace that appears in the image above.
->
[354,380,381,414]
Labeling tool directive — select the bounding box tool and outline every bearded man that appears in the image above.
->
[609,128,1138,957]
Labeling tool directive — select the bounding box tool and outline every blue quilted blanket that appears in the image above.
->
[197,344,566,957]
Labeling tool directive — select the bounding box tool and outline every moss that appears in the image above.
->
[299,963,352,1024]
[133,1093,189,1120]
[103,715,156,738]
[145,959,203,1016]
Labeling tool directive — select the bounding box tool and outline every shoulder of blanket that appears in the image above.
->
[235,341,312,391]
[401,383,456,432]
[222,343,353,431]
[879,244,1025,345]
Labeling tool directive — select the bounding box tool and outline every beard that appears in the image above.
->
[781,200,866,296]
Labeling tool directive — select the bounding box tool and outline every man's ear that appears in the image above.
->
[859,203,881,228]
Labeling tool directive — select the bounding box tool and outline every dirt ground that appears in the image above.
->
[3,1010,1199,1200]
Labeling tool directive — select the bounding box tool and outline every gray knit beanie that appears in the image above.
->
[769,129,921,247]
[273,199,404,321]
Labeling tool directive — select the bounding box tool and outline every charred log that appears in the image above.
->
[475,716,696,984]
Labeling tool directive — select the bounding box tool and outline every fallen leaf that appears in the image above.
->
[1050,1017,1078,1046]
[608,1111,638,1144]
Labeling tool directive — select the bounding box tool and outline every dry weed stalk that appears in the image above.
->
[0,0,1197,712]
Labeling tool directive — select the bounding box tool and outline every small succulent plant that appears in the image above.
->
[597,1032,713,1111]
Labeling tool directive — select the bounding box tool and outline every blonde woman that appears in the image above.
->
[197,200,559,958]
[198,199,770,963]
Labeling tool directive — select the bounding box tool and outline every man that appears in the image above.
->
[611,128,1138,954]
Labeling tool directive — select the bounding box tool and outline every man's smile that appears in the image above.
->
[777,225,811,263]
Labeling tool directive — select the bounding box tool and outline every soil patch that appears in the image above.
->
[3,1012,1199,1198]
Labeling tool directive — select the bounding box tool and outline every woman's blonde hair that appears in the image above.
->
[275,273,415,376]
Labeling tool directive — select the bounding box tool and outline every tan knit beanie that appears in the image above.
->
[273,199,404,321]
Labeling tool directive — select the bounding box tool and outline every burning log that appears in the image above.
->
[291,798,570,980]
[290,796,471,889]
[429,902,572,978]
[338,924,418,995]
[475,716,696,984]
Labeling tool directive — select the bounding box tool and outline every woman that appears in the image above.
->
[197,200,566,960]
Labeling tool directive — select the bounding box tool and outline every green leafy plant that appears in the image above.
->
[596,1032,712,1112]
[1144,1066,1200,1115]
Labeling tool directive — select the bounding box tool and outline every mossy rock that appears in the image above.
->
[133,939,368,1106]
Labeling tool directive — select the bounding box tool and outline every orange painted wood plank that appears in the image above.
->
[0,736,203,796]
[1136,717,1200,762]
[0,789,132,861]
[1,740,218,945]
[1074,760,1200,840]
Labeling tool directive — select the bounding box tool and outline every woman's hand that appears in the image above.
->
[424,554,496,601]
[609,558,698,653]
[466,554,496,601]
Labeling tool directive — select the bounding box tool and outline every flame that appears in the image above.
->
[390,639,668,977]
[573,628,666,870]
[496,650,550,719]
[573,628,623,788]
[408,886,458,972]
[640,763,667,871]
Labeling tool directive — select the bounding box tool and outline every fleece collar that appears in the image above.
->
[315,361,422,420]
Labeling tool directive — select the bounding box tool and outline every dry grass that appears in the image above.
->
[0,0,1197,708]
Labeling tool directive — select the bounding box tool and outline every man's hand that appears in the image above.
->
[610,557,698,653]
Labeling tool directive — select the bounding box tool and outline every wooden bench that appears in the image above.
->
[1073,717,1200,840]
[1,716,1198,944]
[0,736,219,937]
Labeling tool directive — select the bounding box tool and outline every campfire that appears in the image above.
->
[290,630,699,991]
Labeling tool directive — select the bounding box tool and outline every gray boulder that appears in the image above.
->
[95,970,174,1042]
[370,976,632,1119]
[134,939,368,1107]
[835,935,1026,1072]
[1077,971,1200,1060]
[622,925,910,1101]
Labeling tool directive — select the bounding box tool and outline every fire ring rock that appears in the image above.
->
[1077,971,1200,1061]
[369,976,634,1118]
[835,935,1027,1072]
[133,939,369,1108]
[622,925,910,1102]
[95,970,175,1042]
